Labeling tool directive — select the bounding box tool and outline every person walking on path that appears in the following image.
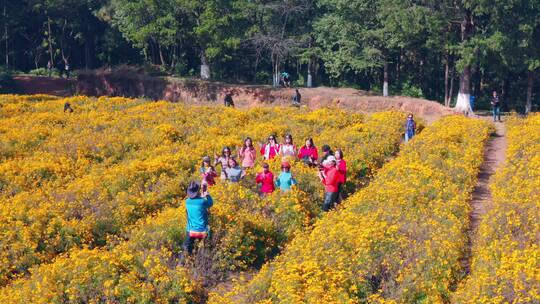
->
[224,158,246,182]
[318,156,341,211]
[224,91,235,107]
[260,135,280,160]
[292,89,301,107]
[335,149,347,203]
[183,181,213,255]
[238,137,257,169]
[279,134,296,159]
[200,156,217,188]
[275,161,297,192]
[215,147,233,180]
[404,114,416,143]
[298,138,318,166]
[256,163,275,195]
[491,90,502,122]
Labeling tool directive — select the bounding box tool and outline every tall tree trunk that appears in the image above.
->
[383,61,389,97]
[3,1,7,68]
[449,67,455,106]
[47,17,54,67]
[444,54,450,107]
[455,12,473,114]
[200,52,210,80]
[158,43,166,67]
[307,57,313,88]
[526,70,534,114]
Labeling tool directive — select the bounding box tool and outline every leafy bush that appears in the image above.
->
[400,81,424,98]
[0,67,15,93]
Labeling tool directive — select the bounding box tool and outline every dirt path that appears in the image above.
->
[461,120,507,275]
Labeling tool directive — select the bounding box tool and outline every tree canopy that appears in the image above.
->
[2,0,539,111]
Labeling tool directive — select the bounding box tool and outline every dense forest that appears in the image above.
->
[1,0,539,111]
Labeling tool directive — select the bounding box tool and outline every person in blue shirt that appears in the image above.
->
[183,181,213,255]
[275,162,297,191]
[404,113,417,143]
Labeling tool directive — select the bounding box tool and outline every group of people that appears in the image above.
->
[183,116,418,256]
[183,134,350,255]
[198,135,347,198]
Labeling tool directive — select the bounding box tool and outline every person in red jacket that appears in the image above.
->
[298,138,318,166]
[260,135,280,160]
[335,149,347,203]
[256,163,275,196]
[318,155,341,211]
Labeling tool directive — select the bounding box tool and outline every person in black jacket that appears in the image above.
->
[292,89,301,107]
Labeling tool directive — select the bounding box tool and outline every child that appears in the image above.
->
[255,163,275,195]
[275,162,297,192]
[200,156,217,188]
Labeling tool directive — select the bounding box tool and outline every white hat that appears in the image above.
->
[323,155,337,166]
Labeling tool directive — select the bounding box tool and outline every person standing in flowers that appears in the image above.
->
[279,134,296,159]
[224,158,246,182]
[256,163,275,195]
[319,145,334,164]
[238,137,257,169]
[215,147,233,180]
[318,155,341,211]
[298,138,318,166]
[200,156,217,188]
[335,149,347,203]
[183,181,213,255]
[404,114,416,143]
[275,161,296,192]
[260,135,280,160]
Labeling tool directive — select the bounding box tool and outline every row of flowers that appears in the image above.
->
[454,114,540,303]
[0,94,406,300]
[209,115,492,303]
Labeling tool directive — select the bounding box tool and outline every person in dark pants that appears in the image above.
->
[292,89,301,107]
[318,155,341,211]
[183,181,213,255]
[491,90,502,122]
[224,91,234,107]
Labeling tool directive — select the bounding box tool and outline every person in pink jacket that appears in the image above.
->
[238,137,257,169]
[255,163,275,195]
[298,138,318,166]
[260,135,280,160]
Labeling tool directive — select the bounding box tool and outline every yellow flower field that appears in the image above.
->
[210,116,492,303]
[0,94,408,302]
[454,114,540,303]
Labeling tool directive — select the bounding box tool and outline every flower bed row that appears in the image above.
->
[454,115,540,303]
[209,116,491,303]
